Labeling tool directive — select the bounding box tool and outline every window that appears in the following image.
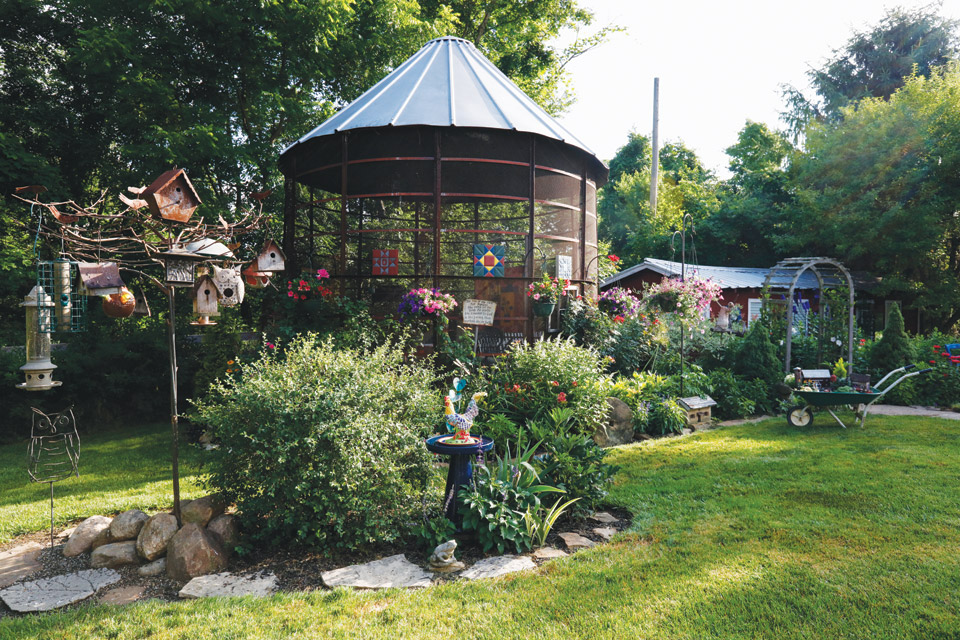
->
[747,298,763,326]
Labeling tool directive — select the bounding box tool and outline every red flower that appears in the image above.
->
[557,392,567,403]
[934,345,941,350]
[614,315,625,324]
[513,384,521,393]
[550,380,559,386]
[572,380,578,387]
[930,360,937,364]
[943,352,950,357]
[608,254,620,263]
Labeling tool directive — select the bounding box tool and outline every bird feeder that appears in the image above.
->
[36,260,85,333]
[142,168,201,223]
[211,265,244,307]
[192,274,220,319]
[256,239,286,273]
[77,262,125,297]
[18,286,62,391]
[242,263,270,288]
[102,287,136,319]
[160,248,205,287]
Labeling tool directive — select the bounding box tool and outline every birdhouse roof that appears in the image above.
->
[259,239,285,257]
[192,274,218,296]
[77,262,125,290]
[142,168,201,204]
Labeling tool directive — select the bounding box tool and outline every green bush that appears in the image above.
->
[649,397,687,436]
[561,298,669,375]
[707,368,756,420]
[190,334,442,552]
[735,321,781,385]
[478,338,608,438]
[870,304,914,372]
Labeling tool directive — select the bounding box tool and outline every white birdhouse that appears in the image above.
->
[211,265,244,307]
[256,240,286,273]
[192,275,220,317]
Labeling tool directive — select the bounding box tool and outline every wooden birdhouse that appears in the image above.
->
[678,396,717,429]
[211,265,244,307]
[242,263,270,288]
[142,168,201,223]
[256,240,286,273]
[77,262,125,297]
[192,275,220,317]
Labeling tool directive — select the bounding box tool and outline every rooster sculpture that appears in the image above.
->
[444,391,487,443]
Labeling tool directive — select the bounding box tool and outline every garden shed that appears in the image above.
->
[278,36,608,341]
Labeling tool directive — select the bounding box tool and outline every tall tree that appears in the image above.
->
[782,4,959,139]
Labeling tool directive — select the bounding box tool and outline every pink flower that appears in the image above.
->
[265,342,276,349]
[557,392,567,403]
[287,291,294,298]
[534,293,540,300]
[317,269,330,279]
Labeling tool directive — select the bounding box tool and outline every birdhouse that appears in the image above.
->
[193,275,220,319]
[133,288,151,317]
[18,286,62,391]
[77,262,125,297]
[678,396,717,429]
[160,248,205,287]
[242,263,270,288]
[142,168,201,223]
[211,265,244,307]
[256,240,286,273]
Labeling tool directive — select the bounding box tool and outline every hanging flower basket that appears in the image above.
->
[533,302,556,317]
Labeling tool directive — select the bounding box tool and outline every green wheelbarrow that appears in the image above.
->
[786,364,932,429]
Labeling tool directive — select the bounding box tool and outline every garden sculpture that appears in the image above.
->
[444,392,487,443]
[428,539,465,573]
[28,405,80,548]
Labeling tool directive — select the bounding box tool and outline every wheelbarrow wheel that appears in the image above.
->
[787,405,813,428]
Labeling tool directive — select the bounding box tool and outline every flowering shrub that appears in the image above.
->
[285,269,333,301]
[562,297,668,375]
[527,274,568,304]
[642,277,723,326]
[598,287,640,317]
[397,288,457,321]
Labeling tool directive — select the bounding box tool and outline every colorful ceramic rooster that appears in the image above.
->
[444,391,487,437]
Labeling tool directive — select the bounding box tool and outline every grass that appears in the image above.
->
[0,423,204,545]
[2,414,960,638]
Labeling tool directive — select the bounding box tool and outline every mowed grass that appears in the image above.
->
[0,423,204,545]
[2,414,960,639]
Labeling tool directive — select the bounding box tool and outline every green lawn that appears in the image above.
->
[3,415,960,639]
[0,423,204,545]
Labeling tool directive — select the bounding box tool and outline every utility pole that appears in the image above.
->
[650,77,660,215]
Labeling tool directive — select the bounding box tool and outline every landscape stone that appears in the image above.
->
[594,398,635,447]
[137,513,178,561]
[166,523,228,582]
[58,527,76,540]
[138,558,167,577]
[681,427,694,436]
[63,515,112,557]
[0,568,120,613]
[91,541,140,569]
[178,572,278,599]
[428,540,465,573]
[0,542,43,589]
[460,555,536,581]
[100,585,145,606]
[90,527,116,551]
[532,547,568,560]
[588,511,618,524]
[592,527,617,541]
[110,509,149,541]
[180,495,225,527]
[558,532,595,551]
[321,554,432,590]
[206,513,239,553]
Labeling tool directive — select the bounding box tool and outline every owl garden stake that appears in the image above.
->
[28,406,80,548]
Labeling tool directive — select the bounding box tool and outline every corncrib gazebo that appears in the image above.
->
[278,36,608,342]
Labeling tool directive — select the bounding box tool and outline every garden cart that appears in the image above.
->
[786,364,932,429]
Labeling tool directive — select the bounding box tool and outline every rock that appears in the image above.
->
[138,558,167,577]
[57,527,76,540]
[0,568,120,613]
[206,513,239,553]
[179,572,277,599]
[0,542,43,589]
[681,427,694,436]
[460,555,536,581]
[532,547,568,560]
[180,495,225,527]
[136,513,178,561]
[594,398,634,447]
[110,509,149,541]
[90,527,115,551]
[592,527,617,541]
[63,516,113,557]
[321,554,432,590]
[587,511,618,524]
[91,541,139,569]
[100,585,144,605]
[166,523,228,582]
[558,532,595,551]
[427,540,465,573]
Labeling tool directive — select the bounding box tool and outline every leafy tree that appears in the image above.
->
[782,5,959,138]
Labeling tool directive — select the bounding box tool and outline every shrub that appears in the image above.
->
[190,334,441,552]
[707,368,757,420]
[870,304,914,372]
[649,397,687,436]
[735,321,781,385]
[561,298,668,375]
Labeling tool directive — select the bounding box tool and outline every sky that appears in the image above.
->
[557,0,960,178]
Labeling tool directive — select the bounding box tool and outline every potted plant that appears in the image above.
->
[527,274,568,317]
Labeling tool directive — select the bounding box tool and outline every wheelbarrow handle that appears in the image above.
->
[918,368,934,374]
[904,363,917,371]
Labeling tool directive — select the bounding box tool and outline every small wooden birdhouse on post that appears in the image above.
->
[256,239,286,273]
[678,396,717,430]
[142,168,201,224]
[192,274,220,325]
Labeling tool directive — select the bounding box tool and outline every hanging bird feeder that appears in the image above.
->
[102,287,136,318]
[18,286,62,391]
[160,247,205,287]
[242,263,270,288]
[36,260,85,333]
[77,262,125,296]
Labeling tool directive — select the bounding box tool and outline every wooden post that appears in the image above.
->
[167,286,181,525]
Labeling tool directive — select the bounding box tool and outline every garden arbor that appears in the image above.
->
[763,257,855,373]
[278,36,608,341]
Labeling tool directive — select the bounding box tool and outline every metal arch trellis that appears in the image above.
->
[762,257,856,374]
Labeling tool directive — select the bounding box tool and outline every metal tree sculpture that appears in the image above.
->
[16,173,271,523]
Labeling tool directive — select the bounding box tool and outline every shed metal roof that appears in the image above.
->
[601,258,822,290]
[280,36,605,175]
